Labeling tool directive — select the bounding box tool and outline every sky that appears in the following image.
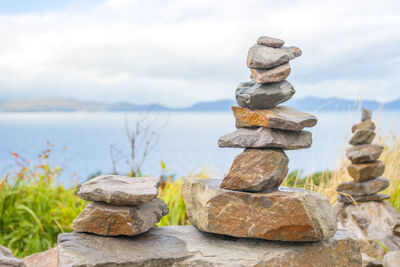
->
[0,0,399,107]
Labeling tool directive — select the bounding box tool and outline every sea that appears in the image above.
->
[0,110,399,187]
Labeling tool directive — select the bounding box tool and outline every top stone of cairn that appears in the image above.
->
[257,36,285,48]
[78,175,161,206]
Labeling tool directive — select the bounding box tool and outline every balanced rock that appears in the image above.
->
[346,144,384,164]
[73,198,168,236]
[257,36,284,48]
[347,161,385,182]
[236,80,295,109]
[233,105,317,131]
[337,177,389,196]
[352,120,376,133]
[350,129,376,145]
[0,244,25,267]
[218,127,312,150]
[250,63,291,83]
[220,148,289,192]
[78,175,161,205]
[247,45,302,69]
[182,178,337,241]
[338,194,390,204]
[362,109,372,122]
[58,226,362,266]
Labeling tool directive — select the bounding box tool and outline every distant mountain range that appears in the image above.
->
[0,97,399,112]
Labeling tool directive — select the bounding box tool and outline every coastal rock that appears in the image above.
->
[57,226,361,267]
[352,120,376,133]
[235,80,295,109]
[182,178,337,241]
[347,161,385,182]
[24,247,58,267]
[338,194,390,204]
[78,175,161,205]
[346,144,384,164]
[335,201,400,259]
[247,45,302,69]
[0,244,25,267]
[220,148,289,192]
[232,105,317,131]
[337,177,389,196]
[73,198,168,236]
[257,36,284,48]
[383,251,400,267]
[218,127,312,150]
[350,129,376,145]
[362,109,372,122]
[250,63,291,83]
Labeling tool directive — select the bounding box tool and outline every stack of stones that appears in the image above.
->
[72,175,169,236]
[337,109,390,204]
[182,36,338,242]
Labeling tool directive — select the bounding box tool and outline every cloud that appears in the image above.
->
[0,0,399,106]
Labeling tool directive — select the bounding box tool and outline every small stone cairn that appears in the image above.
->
[182,36,338,242]
[72,175,169,236]
[337,109,390,204]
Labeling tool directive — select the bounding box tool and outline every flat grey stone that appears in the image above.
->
[236,80,295,109]
[78,175,161,205]
[352,120,376,133]
[246,45,301,69]
[362,109,372,121]
[0,244,25,267]
[337,177,389,196]
[350,129,376,145]
[257,36,284,48]
[58,226,361,266]
[338,194,390,204]
[346,144,383,164]
[218,127,312,150]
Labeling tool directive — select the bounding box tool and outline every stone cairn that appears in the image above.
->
[72,175,169,236]
[337,109,390,204]
[182,36,338,242]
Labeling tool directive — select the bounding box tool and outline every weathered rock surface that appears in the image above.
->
[58,226,361,267]
[338,194,390,204]
[361,253,382,267]
[337,177,389,196]
[362,109,372,122]
[346,144,384,164]
[334,201,400,259]
[24,247,57,267]
[352,120,376,133]
[250,63,291,83]
[182,178,337,241]
[218,127,312,150]
[78,175,161,205]
[350,129,376,145]
[348,161,385,181]
[247,45,302,69]
[232,105,317,131]
[0,244,25,267]
[220,149,289,192]
[257,36,284,48]
[235,80,295,109]
[73,198,168,236]
[383,251,400,267]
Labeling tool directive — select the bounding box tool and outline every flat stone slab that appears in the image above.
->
[78,175,161,205]
[232,105,317,131]
[58,226,362,267]
[182,178,337,242]
[352,120,375,133]
[247,45,301,69]
[218,127,312,150]
[338,194,390,204]
[257,36,284,48]
[337,177,389,196]
[347,161,385,182]
[73,198,169,236]
[250,63,290,83]
[235,80,295,109]
[221,148,289,192]
[349,129,376,145]
[346,144,383,164]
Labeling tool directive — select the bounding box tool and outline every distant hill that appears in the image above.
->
[0,97,399,112]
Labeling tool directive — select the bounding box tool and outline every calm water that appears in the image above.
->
[0,111,399,186]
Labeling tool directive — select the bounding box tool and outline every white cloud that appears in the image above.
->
[0,0,399,106]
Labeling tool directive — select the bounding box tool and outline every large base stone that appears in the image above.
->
[24,247,58,267]
[57,226,362,267]
[182,178,337,241]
